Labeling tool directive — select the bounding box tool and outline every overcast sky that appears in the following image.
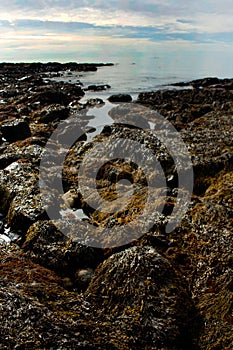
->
[1,0,232,61]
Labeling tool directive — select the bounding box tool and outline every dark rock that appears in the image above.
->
[75,268,94,290]
[190,104,212,118]
[181,111,233,194]
[108,94,132,103]
[33,104,70,123]
[85,98,105,107]
[86,84,111,91]
[0,220,3,234]
[137,86,233,129]
[0,244,98,349]
[191,77,220,87]
[86,246,195,349]
[28,89,69,106]
[167,171,233,350]
[0,64,232,349]
[22,220,104,277]
[56,117,87,145]
[1,119,31,142]
[0,161,46,233]
[109,103,150,128]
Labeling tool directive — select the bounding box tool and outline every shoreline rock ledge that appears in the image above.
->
[0,64,232,350]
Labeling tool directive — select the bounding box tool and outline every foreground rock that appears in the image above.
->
[86,246,195,349]
[0,244,196,349]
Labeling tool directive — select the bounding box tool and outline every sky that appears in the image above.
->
[0,0,233,62]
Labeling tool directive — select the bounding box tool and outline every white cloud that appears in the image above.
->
[0,0,232,34]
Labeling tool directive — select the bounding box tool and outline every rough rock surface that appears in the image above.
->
[108,93,133,103]
[0,65,232,349]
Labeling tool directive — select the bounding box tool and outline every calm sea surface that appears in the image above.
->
[53,43,233,99]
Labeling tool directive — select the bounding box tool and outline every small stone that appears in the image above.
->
[75,268,94,290]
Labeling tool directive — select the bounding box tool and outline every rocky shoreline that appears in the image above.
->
[0,63,232,349]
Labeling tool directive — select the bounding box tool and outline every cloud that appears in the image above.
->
[0,0,232,34]
[0,0,232,62]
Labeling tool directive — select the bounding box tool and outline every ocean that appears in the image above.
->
[47,43,233,126]
[50,42,233,100]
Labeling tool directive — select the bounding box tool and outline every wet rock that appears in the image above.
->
[0,64,232,349]
[62,189,82,209]
[27,88,69,106]
[165,171,233,350]
[0,244,98,349]
[109,103,150,129]
[137,86,233,129]
[22,220,104,276]
[1,119,31,143]
[181,111,233,194]
[85,98,105,107]
[86,84,111,91]
[75,268,94,290]
[7,190,46,232]
[191,77,221,87]
[86,246,195,349]
[33,104,70,123]
[0,142,42,169]
[56,118,87,145]
[0,161,48,234]
[108,93,132,103]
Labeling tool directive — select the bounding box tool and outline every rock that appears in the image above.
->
[33,104,70,123]
[27,88,69,106]
[0,244,98,349]
[86,84,111,91]
[85,98,105,107]
[108,94,132,103]
[7,190,46,232]
[109,103,150,129]
[181,111,233,194]
[0,64,232,349]
[137,86,233,129]
[75,268,94,290]
[86,246,195,349]
[191,77,220,87]
[166,171,233,350]
[56,116,87,145]
[0,142,42,169]
[0,160,49,233]
[190,104,212,118]
[22,220,104,277]
[62,189,82,209]
[1,119,31,142]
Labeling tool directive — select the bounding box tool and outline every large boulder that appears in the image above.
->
[86,246,195,349]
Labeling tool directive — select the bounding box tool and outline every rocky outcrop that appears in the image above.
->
[0,67,232,349]
[137,82,233,130]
